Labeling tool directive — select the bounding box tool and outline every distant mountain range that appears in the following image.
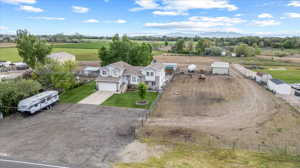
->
[165,32,244,38]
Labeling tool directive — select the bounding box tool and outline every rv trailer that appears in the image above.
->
[18,91,59,114]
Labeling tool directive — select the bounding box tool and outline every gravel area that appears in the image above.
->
[0,104,146,168]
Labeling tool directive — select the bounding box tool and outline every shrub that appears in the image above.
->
[0,79,42,115]
[235,44,256,57]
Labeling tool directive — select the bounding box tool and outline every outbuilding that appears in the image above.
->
[47,52,76,63]
[211,62,230,75]
[267,79,292,95]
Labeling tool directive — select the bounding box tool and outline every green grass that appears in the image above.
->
[53,41,109,49]
[0,47,99,61]
[60,81,97,103]
[116,140,300,168]
[221,56,300,67]
[102,91,158,109]
[254,66,300,83]
[0,47,22,62]
[262,48,300,56]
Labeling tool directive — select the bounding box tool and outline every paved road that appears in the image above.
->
[0,158,71,168]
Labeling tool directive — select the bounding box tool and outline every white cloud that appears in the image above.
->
[189,16,245,25]
[29,16,65,20]
[286,12,300,18]
[130,0,159,11]
[83,19,99,23]
[114,19,127,23]
[258,13,273,18]
[131,0,238,12]
[153,10,187,16]
[72,6,89,13]
[20,5,43,12]
[162,0,238,11]
[288,1,300,7]
[0,26,8,30]
[234,13,243,17]
[0,0,36,4]
[144,16,244,32]
[252,20,281,27]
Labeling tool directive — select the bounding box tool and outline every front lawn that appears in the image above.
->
[102,91,158,109]
[60,81,97,103]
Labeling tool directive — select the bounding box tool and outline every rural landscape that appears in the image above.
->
[1,0,300,168]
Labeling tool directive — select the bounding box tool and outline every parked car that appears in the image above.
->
[18,91,59,114]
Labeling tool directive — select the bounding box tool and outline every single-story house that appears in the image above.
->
[256,72,272,84]
[47,52,76,63]
[96,61,166,93]
[267,79,292,95]
[211,62,230,75]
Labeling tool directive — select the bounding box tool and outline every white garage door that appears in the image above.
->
[98,82,117,92]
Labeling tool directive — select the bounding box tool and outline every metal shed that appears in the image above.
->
[211,62,230,75]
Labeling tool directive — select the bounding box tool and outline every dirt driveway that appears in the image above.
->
[0,104,146,168]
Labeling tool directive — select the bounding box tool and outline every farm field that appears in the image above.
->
[0,47,99,61]
[141,55,300,155]
[53,41,109,49]
[254,66,300,83]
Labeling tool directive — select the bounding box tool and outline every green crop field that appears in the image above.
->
[53,41,109,49]
[254,66,300,84]
[0,47,99,62]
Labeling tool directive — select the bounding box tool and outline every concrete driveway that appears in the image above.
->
[79,91,114,105]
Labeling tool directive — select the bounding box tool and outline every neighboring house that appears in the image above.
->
[96,61,166,92]
[267,79,292,95]
[81,66,100,77]
[47,52,76,63]
[211,62,230,75]
[256,72,272,84]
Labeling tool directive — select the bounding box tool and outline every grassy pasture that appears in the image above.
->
[254,66,300,83]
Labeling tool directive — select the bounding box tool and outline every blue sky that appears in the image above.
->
[1,0,300,36]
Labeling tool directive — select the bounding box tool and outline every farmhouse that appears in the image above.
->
[211,62,230,75]
[47,52,76,63]
[267,79,292,95]
[96,61,166,92]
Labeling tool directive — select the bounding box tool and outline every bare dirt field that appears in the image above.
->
[0,43,16,48]
[0,104,146,168]
[142,55,300,153]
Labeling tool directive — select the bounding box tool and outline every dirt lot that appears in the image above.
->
[258,55,300,64]
[0,104,146,168]
[143,55,300,153]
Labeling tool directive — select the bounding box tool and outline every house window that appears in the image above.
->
[147,72,150,76]
[132,76,137,82]
[152,82,156,86]
[113,70,119,76]
[102,71,107,76]
[151,72,154,76]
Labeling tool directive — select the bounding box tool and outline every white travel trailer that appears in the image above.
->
[18,91,59,114]
[267,79,292,95]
